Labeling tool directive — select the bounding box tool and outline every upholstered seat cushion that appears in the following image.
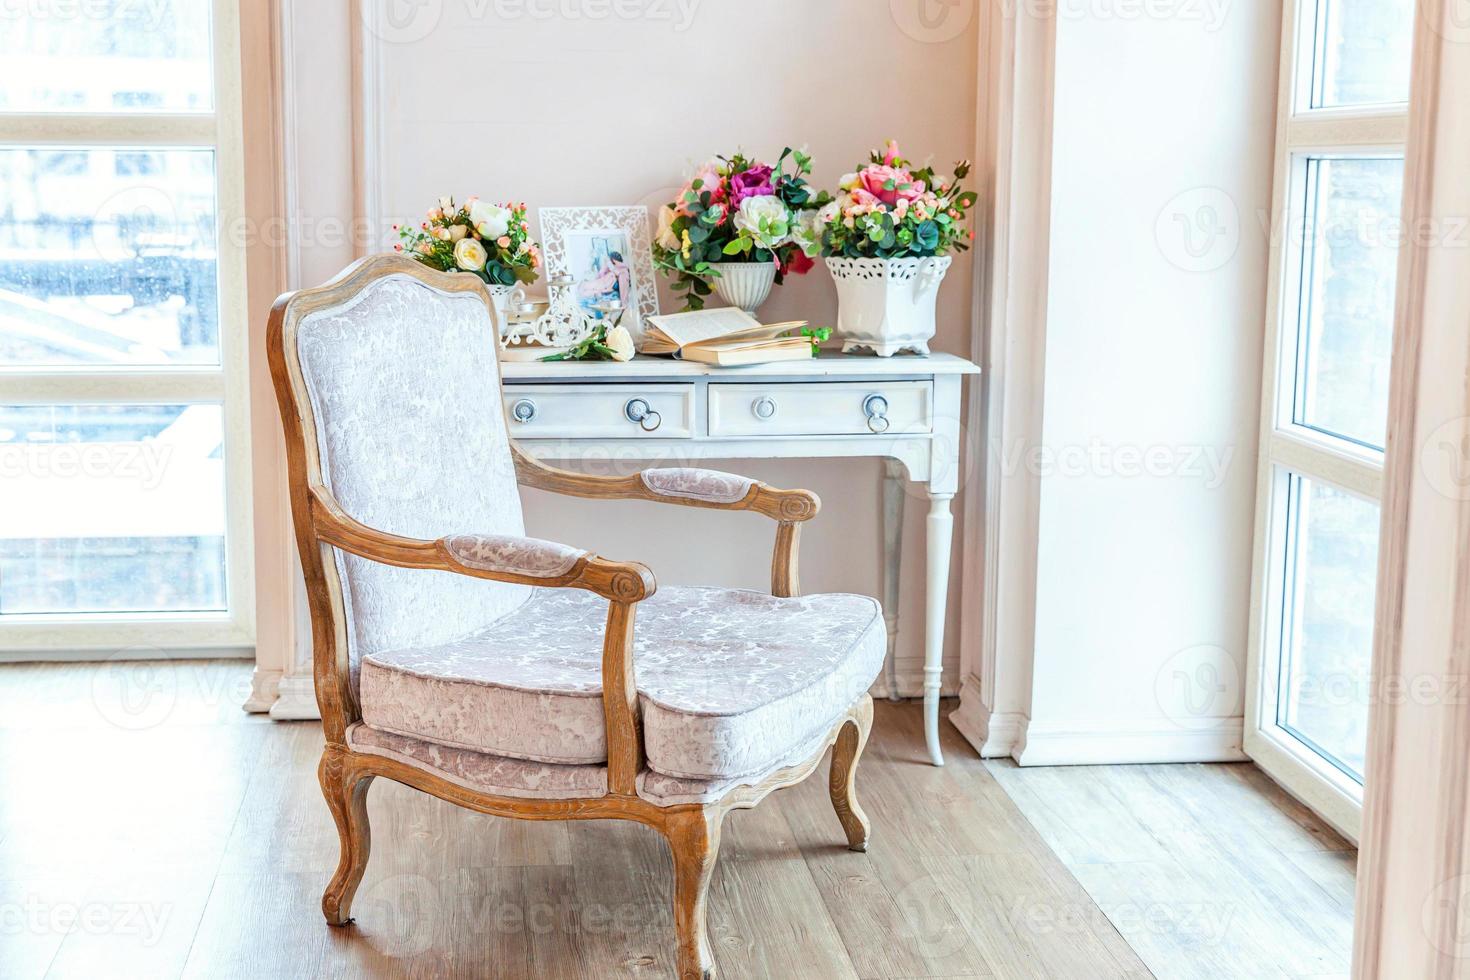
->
[345,714,849,807]
[358,586,884,781]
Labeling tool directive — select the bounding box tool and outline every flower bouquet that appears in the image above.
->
[818,141,976,356]
[395,196,541,288]
[652,148,830,312]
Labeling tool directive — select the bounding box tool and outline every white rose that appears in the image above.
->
[453,237,488,272]
[732,195,792,249]
[438,195,455,212]
[604,324,635,362]
[817,200,842,226]
[838,172,860,191]
[655,204,681,251]
[792,208,824,257]
[469,200,512,240]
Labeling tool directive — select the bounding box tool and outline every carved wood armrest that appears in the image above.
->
[308,488,655,602]
[512,448,820,522]
[308,486,651,793]
[511,447,817,599]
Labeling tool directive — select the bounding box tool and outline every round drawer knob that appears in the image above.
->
[863,394,890,434]
[624,398,662,432]
[511,398,537,424]
[752,396,778,420]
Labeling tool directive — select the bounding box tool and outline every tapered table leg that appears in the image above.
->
[924,492,954,766]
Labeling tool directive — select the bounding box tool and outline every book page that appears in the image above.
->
[643,308,763,347]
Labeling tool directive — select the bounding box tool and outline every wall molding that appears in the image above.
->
[268,673,321,721]
[949,674,1027,758]
[1015,717,1245,767]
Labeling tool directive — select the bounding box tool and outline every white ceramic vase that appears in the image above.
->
[826,255,953,356]
[712,261,778,314]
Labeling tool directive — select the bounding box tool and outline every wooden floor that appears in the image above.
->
[0,660,1354,979]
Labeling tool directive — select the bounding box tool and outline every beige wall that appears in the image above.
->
[263,0,981,694]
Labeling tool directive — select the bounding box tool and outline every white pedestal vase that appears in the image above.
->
[712,261,778,314]
[826,255,953,356]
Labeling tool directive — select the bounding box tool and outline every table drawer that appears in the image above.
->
[708,381,933,437]
[503,384,695,439]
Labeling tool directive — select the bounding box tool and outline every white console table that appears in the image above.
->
[501,351,980,766]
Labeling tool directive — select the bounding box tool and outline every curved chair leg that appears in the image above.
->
[663,807,724,980]
[829,695,874,852]
[319,746,374,925]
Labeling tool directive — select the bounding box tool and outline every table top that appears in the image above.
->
[501,351,981,382]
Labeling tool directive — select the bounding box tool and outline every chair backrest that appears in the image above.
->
[271,256,528,706]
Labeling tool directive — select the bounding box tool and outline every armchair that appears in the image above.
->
[267,254,881,979]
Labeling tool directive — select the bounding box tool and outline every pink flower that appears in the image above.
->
[860,165,926,207]
[846,187,882,213]
[677,159,727,215]
[881,139,902,166]
[729,164,774,206]
[497,235,511,248]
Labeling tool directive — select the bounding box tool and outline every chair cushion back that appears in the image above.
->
[295,272,528,685]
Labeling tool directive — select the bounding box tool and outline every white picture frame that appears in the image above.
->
[539,206,659,337]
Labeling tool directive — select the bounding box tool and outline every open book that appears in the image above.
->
[640,308,812,366]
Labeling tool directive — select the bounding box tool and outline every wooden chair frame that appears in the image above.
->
[266,254,874,979]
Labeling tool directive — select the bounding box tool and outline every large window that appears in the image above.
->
[1245,0,1414,838]
[0,0,252,654]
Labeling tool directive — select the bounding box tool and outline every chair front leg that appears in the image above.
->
[663,807,724,980]
[829,695,874,852]
[319,745,375,925]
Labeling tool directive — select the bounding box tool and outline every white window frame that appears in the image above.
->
[1244,0,1410,841]
[0,0,254,658]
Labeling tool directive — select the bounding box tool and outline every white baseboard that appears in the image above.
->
[243,666,283,713]
[268,674,321,720]
[1014,717,1246,766]
[949,696,1027,758]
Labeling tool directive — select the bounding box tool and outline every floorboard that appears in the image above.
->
[0,661,1355,979]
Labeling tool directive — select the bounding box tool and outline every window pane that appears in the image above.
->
[1292,157,1403,451]
[1277,475,1379,782]
[0,404,227,615]
[0,147,219,367]
[0,0,213,112]
[1309,0,1414,109]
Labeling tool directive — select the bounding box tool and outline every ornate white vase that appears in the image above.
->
[826,256,953,356]
[712,261,778,314]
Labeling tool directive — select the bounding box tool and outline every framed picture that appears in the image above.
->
[539,206,659,337]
